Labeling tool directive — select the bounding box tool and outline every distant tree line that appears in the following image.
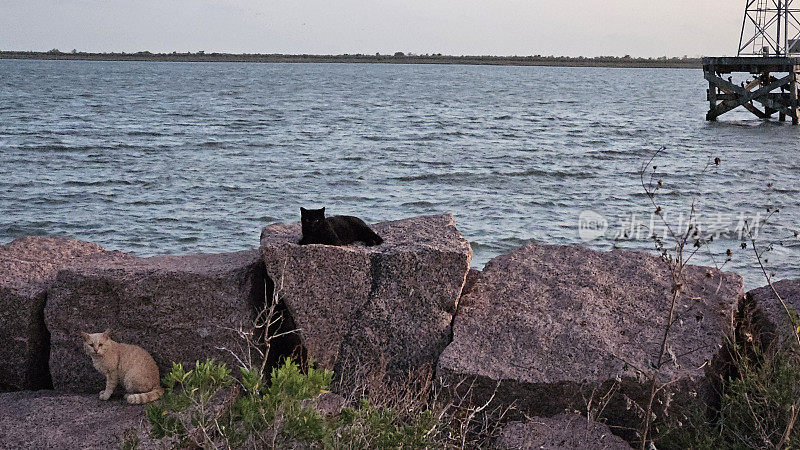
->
[2,50,703,68]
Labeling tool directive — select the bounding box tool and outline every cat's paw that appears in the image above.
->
[99,390,112,400]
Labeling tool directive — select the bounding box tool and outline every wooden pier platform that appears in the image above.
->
[703,57,800,124]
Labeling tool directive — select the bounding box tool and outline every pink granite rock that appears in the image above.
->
[259,214,472,382]
[0,237,105,391]
[0,390,156,449]
[438,244,743,441]
[496,414,632,450]
[45,250,266,393]
[461,268,482,300]
[747,279,800,347]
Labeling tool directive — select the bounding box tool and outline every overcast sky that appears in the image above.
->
[0,0,744,57]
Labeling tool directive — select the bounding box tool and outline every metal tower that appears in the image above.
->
[739,0,800,56]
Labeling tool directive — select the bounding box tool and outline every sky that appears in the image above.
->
[0,0,745,57]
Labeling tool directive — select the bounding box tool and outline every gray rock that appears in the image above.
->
[45,250,266,393]
[0,237,105,391]
[259,214,472,382]
[495,414,632,450]
[0,390,157,449]
[438,244,743,440]
[747,279,800,347]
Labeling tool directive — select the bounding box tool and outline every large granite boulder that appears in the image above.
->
[0,237,105,391]
[739,279,800,348]
[45,250,266,393]
[495,414,632,449]
[0,390,156,449]
[746,279,800,347]
[438,244,743,440]
[259,214,472,382]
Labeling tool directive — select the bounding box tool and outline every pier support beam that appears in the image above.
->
[703,57,800,123]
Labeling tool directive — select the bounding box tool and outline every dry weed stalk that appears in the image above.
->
[635,148,727,449]
[216,262,300,376]
[741,208,800,448]
[633,149,800,448]
[333,352,513,448]
[438,377,512,449]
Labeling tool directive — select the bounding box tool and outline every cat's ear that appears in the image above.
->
[80,332,90,341]
[300,207,307,213]
[321,207,325,214]
[102,329,111,339]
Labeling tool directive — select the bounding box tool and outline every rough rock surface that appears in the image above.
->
[747,279,800,347]
[0,236,106,391]
[438,244,743,439]
[461,268,482,299]
[0,390,157,449]
[259,214,472,381]
[45,250,266,393]
[495,414,632,449]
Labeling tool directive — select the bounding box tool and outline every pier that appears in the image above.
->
[704,0,800,123]
[704,57,800,123]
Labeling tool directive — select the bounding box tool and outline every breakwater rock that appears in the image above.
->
[746,279,800,348]
[0,216,778,447]
[495,414,632,449]
[0,390,155,449]
[0,237,106,391]
[45,250,265,393]
[260,214,472,382]
[437,243,744,439]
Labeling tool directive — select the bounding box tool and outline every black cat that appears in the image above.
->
[298,207,383,246]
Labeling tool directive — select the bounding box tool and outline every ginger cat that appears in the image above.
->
[81,329,163,404]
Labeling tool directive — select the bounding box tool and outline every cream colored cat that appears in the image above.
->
[81,329,164,404]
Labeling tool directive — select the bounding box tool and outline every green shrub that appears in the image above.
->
[325,399,437,449]
[228,358,333,445]
[657,342,800,449]
[142,356,446,449]
[145,359,233,445]
[717,347,800,448]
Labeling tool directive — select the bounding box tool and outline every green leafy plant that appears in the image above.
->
[719,348,800,448]
[227,358,333,446]
[146,359,233,446]
[142,355,454,449]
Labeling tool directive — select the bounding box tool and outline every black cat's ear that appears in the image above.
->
[321,207,325,213]
[300,207,307,213]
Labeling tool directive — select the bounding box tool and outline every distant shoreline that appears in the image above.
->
[0,51,703,69]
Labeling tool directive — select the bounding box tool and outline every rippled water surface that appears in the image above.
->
[1,60,798,287]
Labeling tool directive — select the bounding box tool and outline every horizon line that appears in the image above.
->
[1,49,713,60]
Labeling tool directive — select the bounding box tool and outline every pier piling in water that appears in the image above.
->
[704,57,800,124]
